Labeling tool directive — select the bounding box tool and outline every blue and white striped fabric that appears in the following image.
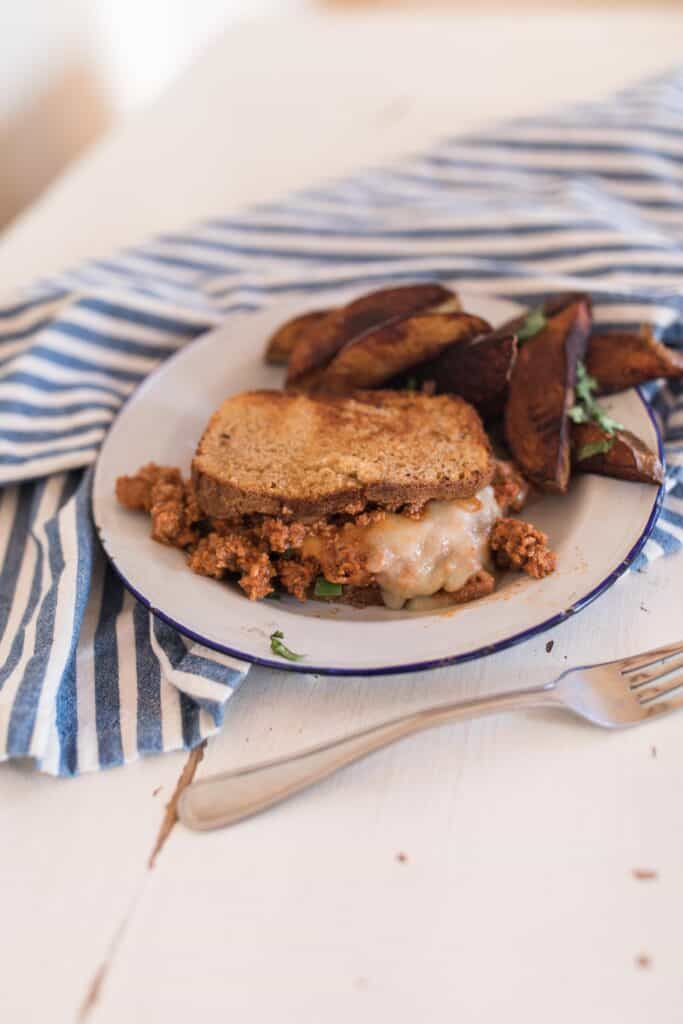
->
[2,69,683,775]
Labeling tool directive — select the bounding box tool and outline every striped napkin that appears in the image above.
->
[1,69,682,775]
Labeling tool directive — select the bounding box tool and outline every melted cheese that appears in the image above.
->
[360,486,500,610]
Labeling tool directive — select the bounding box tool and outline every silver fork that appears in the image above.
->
[178,639,683,832]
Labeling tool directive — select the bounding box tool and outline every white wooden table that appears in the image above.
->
[2,13,683,1023]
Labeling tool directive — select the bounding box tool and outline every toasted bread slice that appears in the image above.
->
[193,389,494,519]
[323,570,495,609]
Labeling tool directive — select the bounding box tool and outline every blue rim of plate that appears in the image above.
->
[94,376,665,677]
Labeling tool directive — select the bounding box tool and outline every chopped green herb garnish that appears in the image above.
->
[270,630,304,661]
[281,548,296,560]
[577,438,615,461]
[575,361,599,405]
[405,376,418,392]
[265,591,281,600]
[517,307,547,341]
[595,408,622,434]
[572,361,623,435]
[568,404,589,424]
[314,576,343,598]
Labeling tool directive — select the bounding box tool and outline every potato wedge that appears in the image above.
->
[411,327,517,420]
[541,292,592,319]
[572,421,664,485]
[499,292,592,336]
[504,297,592,493]
[586,326,683,394]
[264,310,331,365]
[315,312,490,394]
[286,282,455,388]
[429,295,464,314]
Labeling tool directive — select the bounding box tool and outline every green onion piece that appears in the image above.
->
[314,576,343,598]
[576,438,615,461]
[270,630,305,661]
[264,591,281,600]
[517,307,547,341]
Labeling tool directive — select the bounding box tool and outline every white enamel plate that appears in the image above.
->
[93,290,663,675]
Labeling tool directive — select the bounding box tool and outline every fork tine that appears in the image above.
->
[628,654,683,689]
[619,639,683,676]
[642,689,683,719]
[638,671,683,705]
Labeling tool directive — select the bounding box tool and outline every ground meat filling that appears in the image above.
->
[237,552,277,601]
[254,518,307,553]
[492,460,530,515]
[312,529,375,588]
[276,557,319,601]
[116,463,201,548]
[116,460,555,603]
[451,569,496,604]
[489,518,557,579]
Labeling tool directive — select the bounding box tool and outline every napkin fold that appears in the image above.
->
[1,68,682,774]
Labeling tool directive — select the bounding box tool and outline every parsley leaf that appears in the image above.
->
[594,409,623,434]
[568,404,589,424]
[270,630,305,661]
[572,361,623,435]
[314,576,343,597]
[575,361,599,405]
[577,438,615,461]
[517,307,547,341]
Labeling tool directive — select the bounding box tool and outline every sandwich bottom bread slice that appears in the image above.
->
[116,390,556,610]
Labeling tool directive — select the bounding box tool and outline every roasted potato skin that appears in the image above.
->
[412,327,517,420]
[572,421,664,485]
[586,327,683,394]
[542,292,592,319]
[285,283,455,388]
[499,292,592,336]
[504,298,592,493]
[316,312,490,395]
[264,310,331,365]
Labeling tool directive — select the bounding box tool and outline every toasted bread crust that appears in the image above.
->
[192,389,494,520]
[330,570,495,608]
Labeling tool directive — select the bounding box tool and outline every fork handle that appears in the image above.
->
[178,682,557,831]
